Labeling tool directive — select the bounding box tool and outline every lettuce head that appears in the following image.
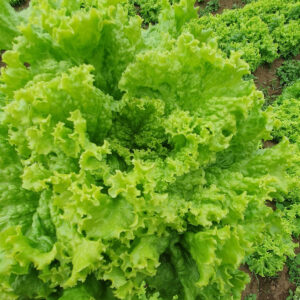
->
[0,0,296,299]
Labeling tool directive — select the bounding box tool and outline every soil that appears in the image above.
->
[217,0,246,14]
[263,140,278,149]
[254,58,285,101]
[253,54,300,105]
[0,50,6,69]
[265,200,277,211]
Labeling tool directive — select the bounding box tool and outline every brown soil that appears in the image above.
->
[263,140,278,149]
[265,200,277,211]
[217,0,246,14]
[241,265,297,300]
[0,50,6,69]
[254,54,300,103]
[253,58,285,101]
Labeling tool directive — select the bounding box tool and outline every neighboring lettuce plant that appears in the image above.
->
[273,81,300,144]
[277,60,300,87]
[273,82,300,235]
[0,0,297,299]
[287,253,300,286]
[127,0,181,25]
[246,210,296,276]
[196,0,300,70]
[247,81,300,277]
[127,0,163,24]
[127,0,300,65]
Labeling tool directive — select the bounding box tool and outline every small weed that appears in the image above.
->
[199,0,220,16]
[259,86,277,109]
[270,78,279,91]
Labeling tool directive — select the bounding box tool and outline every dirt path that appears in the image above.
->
[253,54,300,107]
[254,58,284,99]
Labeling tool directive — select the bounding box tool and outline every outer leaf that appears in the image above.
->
[0,0,21,50]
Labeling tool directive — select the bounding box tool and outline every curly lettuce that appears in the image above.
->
[0,0,297,299]
[196,0,300,70]
[246,81,300,277]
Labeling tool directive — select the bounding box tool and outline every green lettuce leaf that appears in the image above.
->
[0,0,21,50]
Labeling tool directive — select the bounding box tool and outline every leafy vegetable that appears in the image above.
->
[126,0,300,70]
[272,82,300,240]
[0,0,21,50]
[127,0,181,25]
[273,81,300,144]
[246,209,296,276]
[197,0,300,70]
[247,81,300,277]
[128,0,163,24]
[277,60,300,87]
[0,0,297,299]
[287,253,300,286]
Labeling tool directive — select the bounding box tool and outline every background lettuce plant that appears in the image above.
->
[245,81,300,278]
[197,0,300,70]
[124,0,300,71]
[277,60,300,87]
[0,0,297,299]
